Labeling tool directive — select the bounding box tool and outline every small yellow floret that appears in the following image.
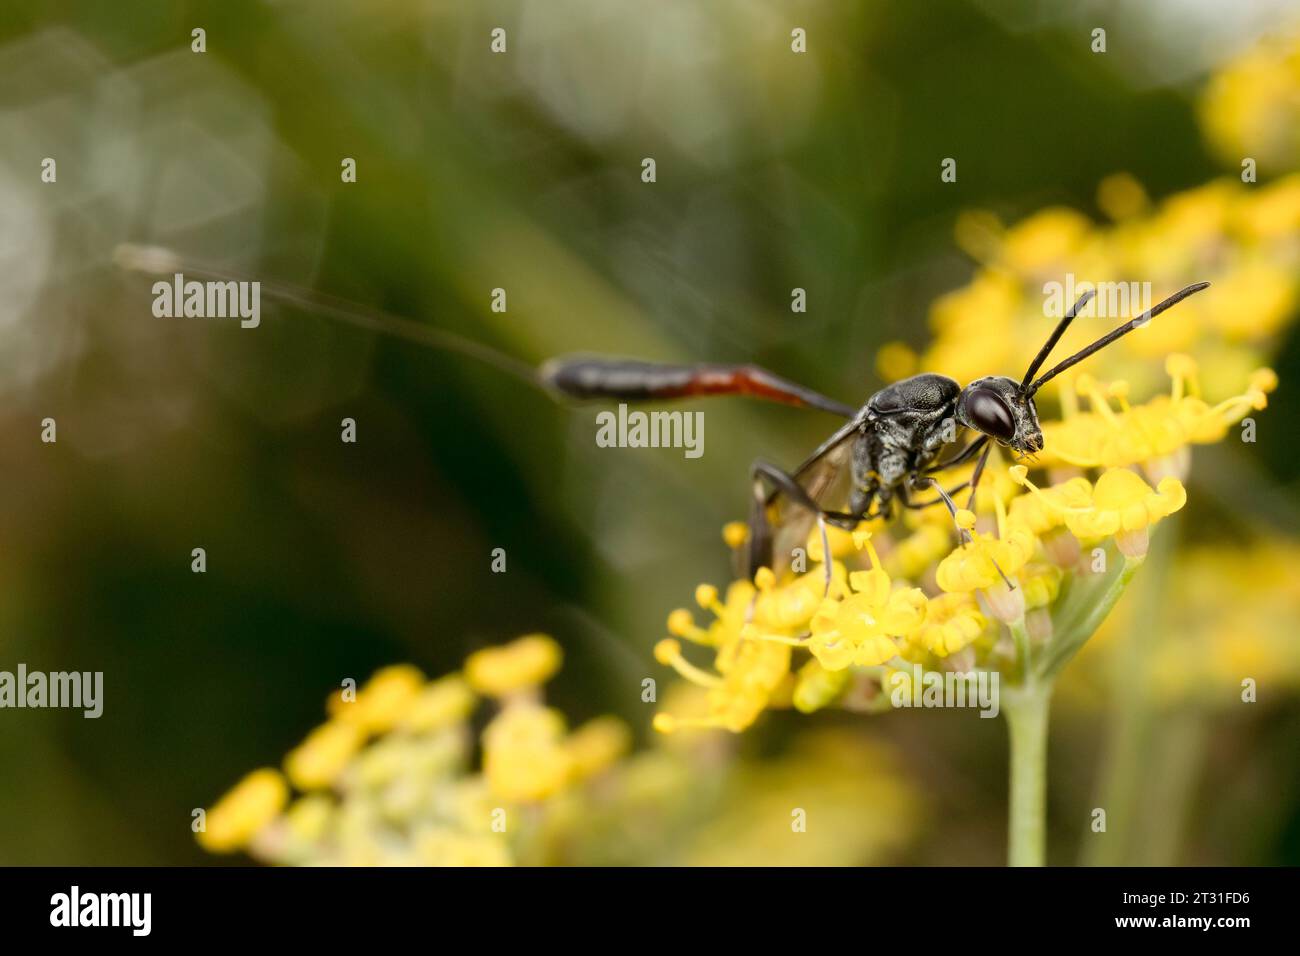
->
[464,634,562,697]
[198,768,288,853]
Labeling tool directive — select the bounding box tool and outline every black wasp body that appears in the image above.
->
[543,282,1207,578]
[852,372,970,514]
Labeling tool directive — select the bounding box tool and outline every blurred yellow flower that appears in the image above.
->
[464,633,562,697]
[284,719,367,790]
[1199,31,1300,171]
[913,176,1298,403]
[791,658,852,713]
[566,716,632,780]
[330,664,425,733]
[198,768,288,853]
[398,674,477,733]
[1065,540,1300,712]
[682,730,920,867]
[482,703,573,802]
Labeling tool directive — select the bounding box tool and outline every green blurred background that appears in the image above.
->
[1,0,1298,864]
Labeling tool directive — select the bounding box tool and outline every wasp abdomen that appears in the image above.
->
[539,357,856,414]
[540,358,704,401]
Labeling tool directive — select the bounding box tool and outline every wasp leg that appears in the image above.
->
[815,514,833,596]
[748,459,864,578]
[905,476,1015,591]
[902,479,971,509]
[923,435,989,475]
[965,442,994,512]
[915,444,992,513]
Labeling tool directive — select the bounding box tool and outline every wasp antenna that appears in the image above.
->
[1026,281,1210,396]
[112,244,546,391]
[1018,288,1097,392]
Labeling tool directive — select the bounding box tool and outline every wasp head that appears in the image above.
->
[955,376,1043,457]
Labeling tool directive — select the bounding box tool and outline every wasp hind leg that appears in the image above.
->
[747,459,868,599]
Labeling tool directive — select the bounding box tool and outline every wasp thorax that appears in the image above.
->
[956,376,1043,453]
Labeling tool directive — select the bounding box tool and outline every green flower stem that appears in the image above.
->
[1001,546,1148,867]
[1009,616,1033,683]
[1036,553,1143,682]
[1004,682,1051,867]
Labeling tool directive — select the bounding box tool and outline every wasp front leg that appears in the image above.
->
[902,476,972,543]
[922,433,994,515]
[964,442,994,513]
[923,434,989,476]
[904,475,1014,590]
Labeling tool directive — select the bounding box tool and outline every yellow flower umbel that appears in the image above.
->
[1037,359,1276,480]
[892,175,1299,404]
[1199,30,1300,172]
[199,635,634,866]
[1009,465,1186,561]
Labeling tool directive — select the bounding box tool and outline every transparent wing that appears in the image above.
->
[764,419,861,574]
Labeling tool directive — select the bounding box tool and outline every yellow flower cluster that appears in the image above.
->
[881,173,1300,404]
[198,638,925,866]
[1199,29,1300,172]
[197,635,631,865]
[652,576,796,733]
[1036,356,1275,480]
[1152,540,1300,706]
[1009,466,1187,560]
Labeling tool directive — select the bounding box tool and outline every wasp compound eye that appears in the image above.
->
[966,387,1016,441]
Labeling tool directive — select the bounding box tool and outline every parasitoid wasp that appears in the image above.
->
[114,244,1208,583]
[541,282,1210,580]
